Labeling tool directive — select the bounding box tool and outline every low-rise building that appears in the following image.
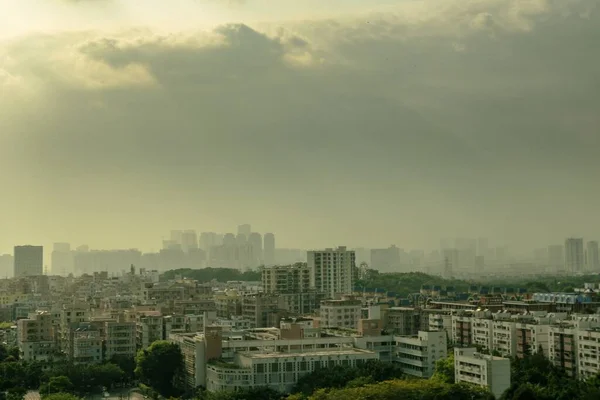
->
[395,331,447,378]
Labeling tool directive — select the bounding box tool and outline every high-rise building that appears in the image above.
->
[477,237,489,257]
[586,241,599,272]
[14,245,44,277]
[307,246,356,298]
[565,238,584,274]
[442,248,460,275]
[0,254,14,278]
[170,230,183,244]
[248,232,263,266]
[235,233,247,246]
[548,244,564,272]
[370,245,400,272]
[51,242,73,276]
[199,232,218,251]
[263,233,275,265]
[181,230,198,253]
[223,233,236,247]
[237,224,251,238]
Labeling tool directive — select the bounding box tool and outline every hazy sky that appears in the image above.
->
[1,0,599,254]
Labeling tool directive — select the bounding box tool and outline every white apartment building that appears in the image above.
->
[307,246,356,299]
[319,298,361,329]
[395,330,447,378]
[136,312,164,349]
[492,313,517,357]
[472,317,493,352]
[454,347,511,399]
[71,328,102,365]
[577,328,600,379]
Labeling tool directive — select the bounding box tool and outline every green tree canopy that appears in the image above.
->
[136,341,184,397]
[40,376,74,396]
[43,393,80,400]
[432,352,455,384]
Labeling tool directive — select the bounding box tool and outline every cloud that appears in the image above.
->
[0,0,599,249]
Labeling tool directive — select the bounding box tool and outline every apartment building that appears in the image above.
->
[104,320,136,360]
[386,307,423,336]
[135,311,164,349]
[241,294,281,328]
[492,313,517,357]
[428,312,452,332]
[69,325,102,365]
[395,331,447,378]
[454,347,511,398]
[262,264,311,294]
[319,298,361,329]
[452,312,474,346]
[17,311,58,362]
[549,322,578,377]
[307,246,356,299]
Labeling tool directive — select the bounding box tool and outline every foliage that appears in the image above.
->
[136,341,184,397]
[199,386,284,400]
[161,267,261,282]
[43,393,81,400]
[292,359,403,396]
[356,271,471,297]
[41,361,126,394]
[5,387,27,400]
[109,354,136,383]
[296,379,493,400]
[40,376,74,396]
[0,361,43,390]
[0,343,20,362]
[432,353,455,384]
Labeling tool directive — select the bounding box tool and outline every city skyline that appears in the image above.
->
[1,0,599,254]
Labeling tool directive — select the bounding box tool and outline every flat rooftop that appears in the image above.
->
[238,348,374,359]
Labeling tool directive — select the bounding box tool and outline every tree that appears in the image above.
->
[43,394,80,400]
[6,387,26,400]
[110,354,136,382]
[432,353,455,384]
[90,363,126,389]
[136,341,184,397]
[40,376,74,396]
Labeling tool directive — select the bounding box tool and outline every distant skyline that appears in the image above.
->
[1,0,599,254]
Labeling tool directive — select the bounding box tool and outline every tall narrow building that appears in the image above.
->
[263,233,275,265]
[565,238,584,274]
[307,246,356,299]
[237,224,251,238]
[586,241,599,272]
[14,245,44,277]
[248,233,263,267]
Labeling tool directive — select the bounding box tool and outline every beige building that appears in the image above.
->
[17,311,57,362]
[262,264,311,294]
[319,298,361,329]
[307,246,356,299]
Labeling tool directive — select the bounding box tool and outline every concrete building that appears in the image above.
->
[319,298,361,329]
[586,241,599,272]
[14,245,43,277]
[248,233,263,266]
[307,246,356,299]
[548,244,564,272]
[395,330,447,378]
[237,224,251,238]
[104,321,137,360]
[263,233,275,266]
[370,246,400,272]
[454,347,511,398]
[565,238,584,274]
[17,311,57,362]
[262,264,311,294]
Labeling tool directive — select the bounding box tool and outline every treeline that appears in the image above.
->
[356,271,471,297]
[161,268,261,282]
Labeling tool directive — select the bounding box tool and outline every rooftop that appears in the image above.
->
[238,348,374,359]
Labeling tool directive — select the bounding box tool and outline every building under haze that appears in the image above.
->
[548,244,564,273]
[587,241,599,272]
[307,246,356,298]
[248,233,263,266]
[237,224,251,238]
[370,245,401,272]
[565,238,584,275]
[14,245,43,277]
[51,243,74,276]
[263,233,275,266]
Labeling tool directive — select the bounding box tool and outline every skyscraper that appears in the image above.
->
[370,245,400,272]
[565,238,584,274]
[14,245,43,277]
[586,241,599,272]
[51,243,73,276]
[307,246,356,298]
[248,232,263,266]
[264,233,275,265]
[237,224,251,238]
[548,244,564,272]
[181,230,198,253]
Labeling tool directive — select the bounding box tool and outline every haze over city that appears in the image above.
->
[1,0,599,254]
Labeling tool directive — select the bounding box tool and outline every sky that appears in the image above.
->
[0,0,599,254]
